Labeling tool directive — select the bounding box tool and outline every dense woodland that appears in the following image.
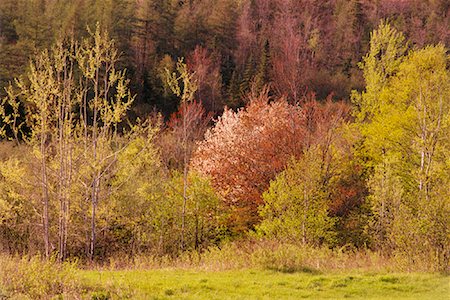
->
[0,0,449,271]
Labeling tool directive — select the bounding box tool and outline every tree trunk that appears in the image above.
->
[181,101,188,251]
[41,122,50,259]
[89,177,98,261]
[42,163,50,259]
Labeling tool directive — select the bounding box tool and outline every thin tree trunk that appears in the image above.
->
[194,200,199,251]
[90,177,98,261]
[181,101,188,251]
[302,187,307,245]
[41,119,50,259]
[89,66,99,262]
[58,96,65,261]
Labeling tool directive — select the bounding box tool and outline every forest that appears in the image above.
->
[0,0,449,298]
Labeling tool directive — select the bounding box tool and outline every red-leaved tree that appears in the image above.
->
[187,46,223,113]
[192,87,349,232]
[159,100,212,171]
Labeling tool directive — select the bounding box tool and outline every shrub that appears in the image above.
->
[0,254,81,299]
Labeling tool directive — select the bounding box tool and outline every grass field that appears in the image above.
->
[79,269,449,299]
[1,248,448,299]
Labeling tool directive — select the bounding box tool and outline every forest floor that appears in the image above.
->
[78,269,449,299]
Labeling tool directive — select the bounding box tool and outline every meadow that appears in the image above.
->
[80,269,449,300]
[1,243,448,299]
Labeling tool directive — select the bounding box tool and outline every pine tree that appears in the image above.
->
[239,54,255,99]
[254,39,271,93]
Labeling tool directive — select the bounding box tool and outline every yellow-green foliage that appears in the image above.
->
[0,158,26,223]
[353,22,407,127]
[258,147,336,246]
[0,149,39,253]
[165,58,198,103]
[0,254,80,299]
[111,135,222,255]
[166,171,221,250]
[0,24,143,260]
[354,22,450,271]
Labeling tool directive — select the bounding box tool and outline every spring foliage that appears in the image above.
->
[354,23,450,270]
[0,16,448,272]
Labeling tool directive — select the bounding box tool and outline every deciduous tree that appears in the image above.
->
[193,87,349,232]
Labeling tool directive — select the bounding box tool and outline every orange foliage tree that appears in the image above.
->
[192,88,349,232]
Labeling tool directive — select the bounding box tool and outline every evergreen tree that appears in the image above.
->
[239,54,255,99]
[254,39,271,93]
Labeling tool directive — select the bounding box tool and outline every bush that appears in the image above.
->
[0,254,81,299]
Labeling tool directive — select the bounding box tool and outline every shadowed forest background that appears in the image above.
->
[0,0,449,276]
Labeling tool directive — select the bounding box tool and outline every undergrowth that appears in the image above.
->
[105,239,444,273]
[0,254,81,299]
[0,239,447,299]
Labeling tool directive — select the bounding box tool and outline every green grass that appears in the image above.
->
[79,269,449,299]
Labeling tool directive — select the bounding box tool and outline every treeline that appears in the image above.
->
[1,0,449,114]
[0,1,449,272]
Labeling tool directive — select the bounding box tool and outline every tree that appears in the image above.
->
[352,22,407,128]
[111,137,220,255]
[166,171,220,252]
[354,23,450,270]
[165,58,199,250]
[192,88,349,232]
[253,40,271,93]
[76,25,134,261]
[258,146,336,245]
[1,25,136,261]
[0,151,37,254]
[159,100,211,171]
[107,127,166,255]
[270,0,308,103]
[187,46,223,113]
[366,155,403,251]
[389,44,449,270]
